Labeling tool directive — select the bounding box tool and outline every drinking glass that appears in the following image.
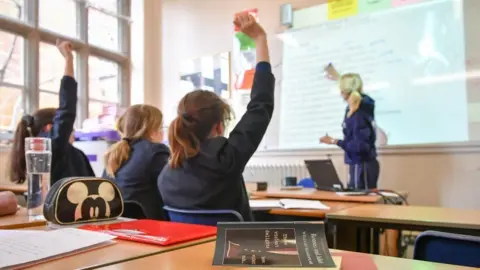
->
[25,137,52,218]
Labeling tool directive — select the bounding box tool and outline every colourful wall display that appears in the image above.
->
[327,0,359,20]
[358,0,391,13]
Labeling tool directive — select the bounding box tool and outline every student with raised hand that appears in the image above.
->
[9,40,94,186]
[158,13,274,222]
[103,105,169,220]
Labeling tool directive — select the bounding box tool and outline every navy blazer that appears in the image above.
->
[103,140,170,220]
[45,76,95,185]
[337,94,377,164]
[158,62,275,221]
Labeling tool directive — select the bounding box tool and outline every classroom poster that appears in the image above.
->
[213,222,337,267]
[232,8,258,91]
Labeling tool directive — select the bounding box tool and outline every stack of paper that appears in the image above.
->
[249,199,330,210]
[0,228,116,269]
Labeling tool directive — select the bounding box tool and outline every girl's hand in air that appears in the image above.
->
[56,39,73,59]
[234,13,266,41]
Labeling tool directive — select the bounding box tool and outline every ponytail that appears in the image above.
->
[339,73,363,117]
[168,116,201,169]
[347,91,362,117]
[104,140,131,177]
[9,119,32,184]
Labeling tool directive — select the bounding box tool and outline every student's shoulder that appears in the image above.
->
[200,136,228,155]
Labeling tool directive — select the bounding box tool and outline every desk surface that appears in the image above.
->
[252,188,383,203]
[0,208,46,229]
[0,184,27,194]
[326,204,480,230]
[23,225,215,270]
[98,242,476,270]
[267,201,362,218]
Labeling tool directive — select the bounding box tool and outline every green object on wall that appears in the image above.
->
[235,32,256,51]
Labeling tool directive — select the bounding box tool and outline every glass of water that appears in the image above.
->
[25,137,52,218]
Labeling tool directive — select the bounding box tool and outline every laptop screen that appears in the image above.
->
[304,159,344,190]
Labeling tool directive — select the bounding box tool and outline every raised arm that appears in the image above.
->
[225,14,275,171]
[51,40,78,152]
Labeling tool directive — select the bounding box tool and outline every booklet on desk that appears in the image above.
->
[213,222,339,268]
[80,219,217,246]
[0,228,116,269]
[249,199,330,210]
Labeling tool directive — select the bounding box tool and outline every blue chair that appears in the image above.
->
[163,206,244,226]
[298,178,315,188]
[413,231,480,268]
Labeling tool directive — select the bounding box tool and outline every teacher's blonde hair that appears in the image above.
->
[339,73,363,117]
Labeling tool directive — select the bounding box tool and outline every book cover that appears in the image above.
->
[80,219,216,246]
[213,222,336,268]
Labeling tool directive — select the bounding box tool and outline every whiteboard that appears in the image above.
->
[267,0,480,150]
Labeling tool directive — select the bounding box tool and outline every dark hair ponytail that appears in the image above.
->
[168,90,233,169]
[9,118,32,184]
[9,109,56,184]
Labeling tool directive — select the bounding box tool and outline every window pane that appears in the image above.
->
[89,56,119,103]
[39,42,77,92]
[39,0,77,38]
[0,87,22,131]
[0,31,24,85]
[89,0,117,13]
[88,100,108,118]
[39,92,59,109]
[88,9,119,51]
[0,0,24,21]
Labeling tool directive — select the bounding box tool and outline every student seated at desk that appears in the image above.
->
[9,40,95,186]
[0,191,18,217]
[103,105,170,220]
[158,14,274,221]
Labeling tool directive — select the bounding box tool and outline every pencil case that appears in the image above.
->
[43,177,124,225]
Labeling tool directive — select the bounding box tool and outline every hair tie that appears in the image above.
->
[122,137,132,143]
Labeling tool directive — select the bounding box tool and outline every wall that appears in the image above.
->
[157,0,480,210]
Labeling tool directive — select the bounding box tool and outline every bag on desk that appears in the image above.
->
[43,177,124,225]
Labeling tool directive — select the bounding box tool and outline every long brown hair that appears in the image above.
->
[9,108,57,184]
[104,104,163,176]
[169,90,232,168]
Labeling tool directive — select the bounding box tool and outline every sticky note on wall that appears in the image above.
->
[358,0,391,13]
[328,0,359,20]
[391,0,425,7]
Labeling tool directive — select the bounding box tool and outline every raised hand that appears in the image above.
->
[234,13,266,41]
[324,63,340,81]
[56,39,73,59]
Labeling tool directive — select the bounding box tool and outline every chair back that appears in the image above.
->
[122,200,147,219]
[164,206,243,226]
[413,230,480,268]
[298,178,315,188]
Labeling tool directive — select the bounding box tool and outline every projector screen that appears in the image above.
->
[274,0,479,150]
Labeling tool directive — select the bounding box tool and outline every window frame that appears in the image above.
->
[0,0,131,130]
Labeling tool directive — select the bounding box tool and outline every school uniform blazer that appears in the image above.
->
[103,140,170,220]
[157,62,275,221]
[43,76,95,185]
[337,94,377,165]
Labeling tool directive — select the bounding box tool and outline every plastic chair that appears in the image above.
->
[122,200,147,219]
[298,178,315,188]
[413,230,480,268]
[163,206,244,226]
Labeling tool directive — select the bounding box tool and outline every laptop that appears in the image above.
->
[304,159,368,194]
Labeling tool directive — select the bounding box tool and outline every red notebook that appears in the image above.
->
[80,220,217,246]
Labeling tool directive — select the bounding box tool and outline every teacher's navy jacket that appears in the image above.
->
[337,94,377,164]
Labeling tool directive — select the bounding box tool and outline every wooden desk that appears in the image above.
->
[267,201,362,219]
[98,242,476,270]
[23,227,215,270]
[327,204,480,253]
[0,184,27,194]
[327,204,480,234]
[252,188,384,203]
[0,208,46,229]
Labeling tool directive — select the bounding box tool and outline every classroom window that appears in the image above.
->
[89,56,119,103]
[39,0,78,38]
[39,91,59,109]
[88,1,119,51]
[0,0,24,21]
[0,31,24,86]
[39,42,77,93]
[0,0,131,131]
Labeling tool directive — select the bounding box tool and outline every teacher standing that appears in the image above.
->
[320,65,380,189]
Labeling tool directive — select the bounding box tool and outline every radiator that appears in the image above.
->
[243,164,310,187]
